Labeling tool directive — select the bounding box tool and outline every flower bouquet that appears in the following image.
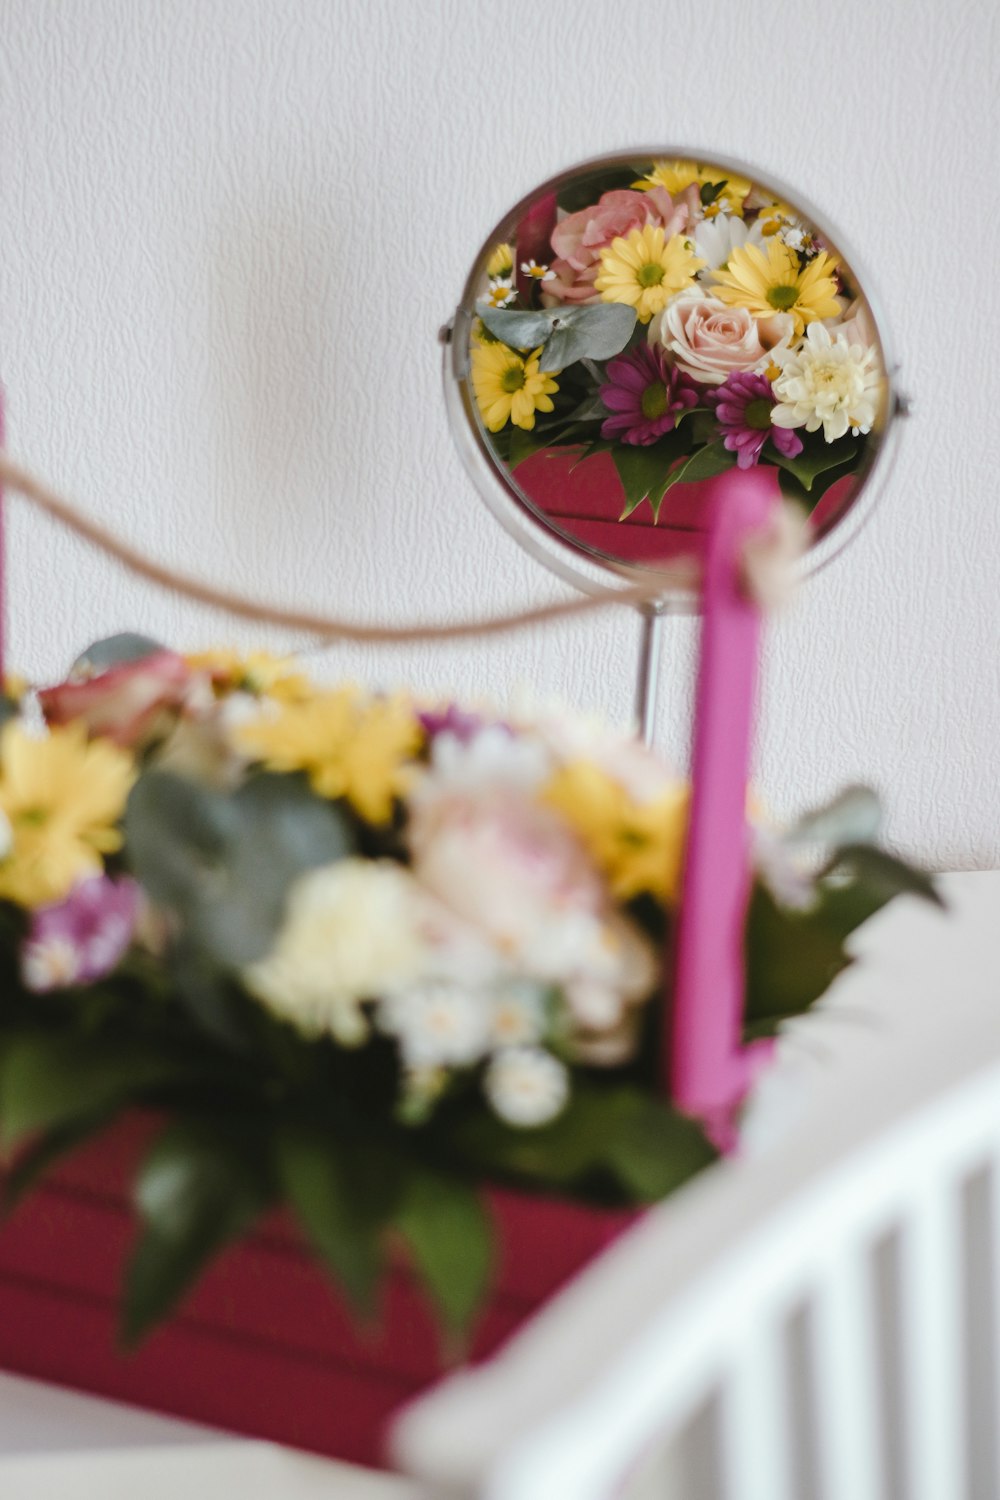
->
[0,627,935,1404]
[469,157,885,538]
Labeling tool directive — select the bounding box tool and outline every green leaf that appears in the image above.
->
[454,1084,715,1202]
[475,304,556,350]
[786,786,883,848]
[772,436,857,492]
[558,165,638,214]
[2,1113,112,1214]
[0,1034,194,1149]
[123,1119,272,1345]
[537,304,637,371]
[274,1124,398,1314]
[822,845,944,910]
[125,770,353,969]
[744,883,853,1029]
[508,426,551,471]
[611,431,690,520]
[71,633,165,676]
[598,1093,717,1201]
[394,1168,493,1335]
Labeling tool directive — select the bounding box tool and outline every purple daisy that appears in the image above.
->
[21,875,141,993]
[599,344,698,446]
[705,371,804,470]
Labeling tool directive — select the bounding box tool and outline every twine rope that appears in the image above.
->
[0,452,695,645]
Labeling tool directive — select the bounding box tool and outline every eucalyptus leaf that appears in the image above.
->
[786,786,883,848]
[395,1168,493,1336]
[0,1034,194,1149]
[71,633,166,677]
[475,304,556,350]
[123,1119,272,1345]
[125,770,353,969]
[537,304,637,371]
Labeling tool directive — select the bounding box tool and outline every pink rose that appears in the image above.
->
[409,793,604,962]
[39,649,196,748]
[545,186,697,305]
[652,292,793,385]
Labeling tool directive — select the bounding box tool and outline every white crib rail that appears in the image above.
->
[391,874,1000,1500]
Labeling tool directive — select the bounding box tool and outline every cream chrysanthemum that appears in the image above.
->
[595,225,703,324]
[243,859,427,1044]
[771,322,882,442]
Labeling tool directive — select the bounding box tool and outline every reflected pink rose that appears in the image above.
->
[653,292,793,385]
[835,298,878,351]
[39,650,195,748]
[545,186,697,305]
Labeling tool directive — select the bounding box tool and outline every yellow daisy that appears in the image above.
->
[710,239,841,337]
[486,241,514,278]
[543,761,689,905]
[634,160,751,218]
[471,343,559,433]
[186,649,312,702]
[0,721,136,908]
[236,688,423,824]
[595,225,704,324]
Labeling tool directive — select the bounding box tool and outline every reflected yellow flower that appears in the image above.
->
[186,649,313,702]
[471,343,559,432]
[634,160,751,218]
[711,240,840,338]
[595,225,703,324]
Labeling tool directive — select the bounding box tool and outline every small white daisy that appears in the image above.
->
[484,1046,569,1128]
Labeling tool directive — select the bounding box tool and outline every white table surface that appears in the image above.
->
[0,871,994,1497]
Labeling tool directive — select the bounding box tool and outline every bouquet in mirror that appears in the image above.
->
[470,156,885,527]
[0,635,936,1345]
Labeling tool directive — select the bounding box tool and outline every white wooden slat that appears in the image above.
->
[719,1321,794,1500]
[899,1180,967,1500]
[810,1249,885,1500]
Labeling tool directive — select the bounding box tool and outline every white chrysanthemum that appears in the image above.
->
[243,859,426,1045]
[379,981,493,1069]
[484,1047,569,1128]
[416,726,552,805]
[491,981,546,1049]
[771,322,882,443]
[694,212,765,274]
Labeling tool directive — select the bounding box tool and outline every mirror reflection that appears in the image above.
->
[454,153,890,572]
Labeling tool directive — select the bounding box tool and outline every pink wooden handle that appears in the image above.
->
[667,466,777,1145]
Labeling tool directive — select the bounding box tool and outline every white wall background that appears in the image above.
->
[0,0,996,869]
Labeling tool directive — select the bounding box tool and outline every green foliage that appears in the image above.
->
[453,1084,716,1202]
[123,1118,273,1345]
[125,770,353,969]
[394,1167,493,1337]
[772,435,857,492]
[613,436,735,522]
[70,633,165,675]
[476,301,636,372]
[0,1033,195,1149]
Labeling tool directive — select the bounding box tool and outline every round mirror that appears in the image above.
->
[445,149,898,595]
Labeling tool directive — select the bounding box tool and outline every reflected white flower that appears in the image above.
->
[694,213,765,274]
[771,322,882,443]
[484,1047,569,1128]
[417,726,552,803]
[491,981,546,1049]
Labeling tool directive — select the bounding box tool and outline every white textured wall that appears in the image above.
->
[0,0,997,868]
